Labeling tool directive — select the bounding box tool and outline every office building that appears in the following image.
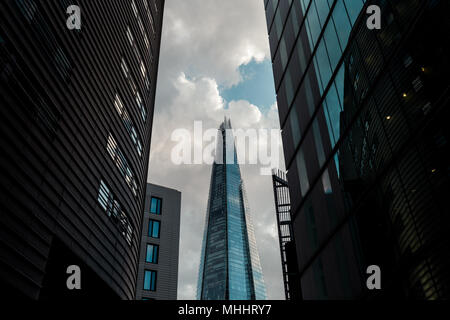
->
[0,0,164,299]
[135,183,181,300]
[197,118,267,300]
[265,0,450,299]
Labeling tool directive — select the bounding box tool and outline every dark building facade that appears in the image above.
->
[197,119,266,300]
[265,0,450,299]
[0,0,164,299]
[135,183,181,300]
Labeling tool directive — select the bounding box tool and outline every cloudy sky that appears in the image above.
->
[147,0,285,300]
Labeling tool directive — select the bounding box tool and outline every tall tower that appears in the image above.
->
[0,0,164,299]
[197,118,266,300]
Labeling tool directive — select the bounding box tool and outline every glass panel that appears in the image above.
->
[149,220,160,238]
[144,270,156,291]
[344,0,364,26]
[290,106,301,148]
[332,0,353,50]
[150,197,162,214]
[296,149,310,196]
[146,244,159,263]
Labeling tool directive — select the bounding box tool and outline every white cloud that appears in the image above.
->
[159,0,270,88]
[226,100,262,128]
[147,0,285,300]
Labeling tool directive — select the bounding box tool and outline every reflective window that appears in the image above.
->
[312,119,326,166]
[97,180,111,212]
[97,180,134,245]
[106,133,138,196]
[143,0,156,38]
[121,57,147,121]
[146,244,159,263]
[305,2,321,48]
[150,196,162,214]
[332,0,353,50]
[279,37,288,71]
[285,69,295,105]
[114,94,143,157]
[296,149,310,196]
[144,270,157,291]
[126,26,150,91]
[344,0,365,26]
[314,39,332,93]
[290,106,301,148]
[131,0,150,49]
[148,219,160,238]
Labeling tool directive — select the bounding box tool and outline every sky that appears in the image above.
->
[147,0,285,300]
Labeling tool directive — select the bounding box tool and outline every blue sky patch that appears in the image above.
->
[220,58,276,111]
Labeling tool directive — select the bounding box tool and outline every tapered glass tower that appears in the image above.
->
[197,118,266,300]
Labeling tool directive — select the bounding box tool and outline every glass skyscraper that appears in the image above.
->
[197,118,266,300]
[265,0,450,299]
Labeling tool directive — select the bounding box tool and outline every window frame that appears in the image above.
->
[150,196,162,215]
[143,270,157,291]
[148,219,161,238]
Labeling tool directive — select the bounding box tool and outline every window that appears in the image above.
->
[143,0,156,37]
[148,219,160,238]
[144,270,157,291]
[150,196,162,214]
[296,149,310,196]
[136,87,147,121]
[97,180,112,212]
[97,180,134,246]
[121,57,147,121]
[114,94,143,156]
[131,0,150,48]
[106,133,138,196]
[121,57,137,95]
[146,244,159,263]
[126,24,150,92]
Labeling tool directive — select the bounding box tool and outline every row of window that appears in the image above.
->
[126,26,150,92]
[106,133,139,196]
[102,1,161,201]
[142,0,156,39]
[144,197,160,291]
[131,0,150,50]
[114,94,143,157]
[97,180,134,245]
[121,57,147,121]
[144,194,162,293]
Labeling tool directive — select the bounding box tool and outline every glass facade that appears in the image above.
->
[265,0,450,299]
[197,119,267,300]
